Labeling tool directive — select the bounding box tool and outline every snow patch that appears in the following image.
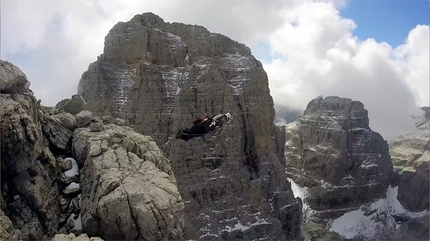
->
[65,182,80,191]
[68,213,82,231]
[360,156,378,169]
[221,53,253,95]
[220,217,270,233]
[64,157,79,177]
[287,178,312,217]
[330,186,427,240]
[161,67,187,111]
[117,68,135,108]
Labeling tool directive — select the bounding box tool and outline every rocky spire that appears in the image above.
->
[285,96,393,218]
[78,12,302,240]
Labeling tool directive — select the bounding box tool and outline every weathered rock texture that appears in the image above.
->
[78,12,302,240]
[0,60,30,93]
[284,96,393,219]
[1,60,60,240]
[394,212,429,241]
[1,60,183,240]
[73,124,184,240]
[390,107,429,212]
[51,233,104,241]
[0,209,15,241]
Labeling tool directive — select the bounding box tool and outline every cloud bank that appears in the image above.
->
[1,0,428,141]
[261,1,428,141]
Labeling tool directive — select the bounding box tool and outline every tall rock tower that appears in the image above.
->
[285,96,393,218]
[78,13,302,240]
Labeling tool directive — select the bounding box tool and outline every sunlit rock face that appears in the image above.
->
[285,96,393,219]
[78,12,302,240]
[73,124,184,240]
[390,107,429,212]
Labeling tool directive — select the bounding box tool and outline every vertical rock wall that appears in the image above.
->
[285,96,393,219]
[78,13,302,240]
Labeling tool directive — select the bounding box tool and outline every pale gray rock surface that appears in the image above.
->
[89,116,104,132]
[78,12,302,240]
[51,233,104,241]
[75,110,93,128]
[52,112,77,131]
[0,60,30,93]
[73,124,184,240]
[285,96,393,219]
[390,107,429,212]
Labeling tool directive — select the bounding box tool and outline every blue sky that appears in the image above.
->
[340,0,429,47]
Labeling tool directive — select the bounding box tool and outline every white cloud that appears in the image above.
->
[1,0,428,141]
[393,25,429,107]
[262,1,428,141]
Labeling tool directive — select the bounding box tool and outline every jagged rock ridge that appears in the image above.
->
[78,12,302,240]
[284,96,393,218]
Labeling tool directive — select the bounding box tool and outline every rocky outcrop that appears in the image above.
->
[285,96,393,219]
[78,12,302,240]
[51,233,104,241]
[1,60,185,240]
[1,61,60,240]
[0,60,31,94]
[56,95,88,115]
[0,209,15,241]
[42,114,73,154]
[73,124,184,240]
[390,107,429,212]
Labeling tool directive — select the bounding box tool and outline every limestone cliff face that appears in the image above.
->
[390,107,429,212]
[285,96,393,218]
[78,12,302,240]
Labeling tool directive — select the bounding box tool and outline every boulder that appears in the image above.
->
[57,157,73,173]
[73,124,184,240]
[57,95,88,115]
[89,116,104,132]
[76,110,93,128]
[52,112,77,131]
[0,60,30,94]
[55,98,71,110]
[285,96,393,219]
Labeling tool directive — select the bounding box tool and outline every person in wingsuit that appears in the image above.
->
[176,112,232,141]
